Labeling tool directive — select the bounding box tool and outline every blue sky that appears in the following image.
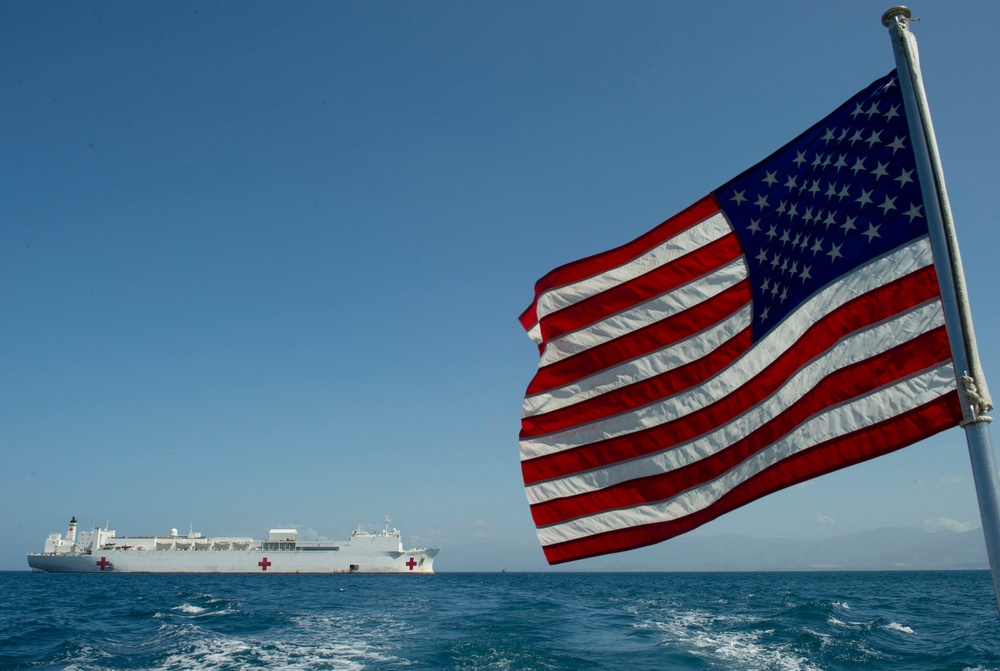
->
[2,2,998,572]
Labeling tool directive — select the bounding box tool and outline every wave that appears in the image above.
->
[885,621,915,635]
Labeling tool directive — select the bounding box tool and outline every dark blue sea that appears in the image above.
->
[2,571,998,670]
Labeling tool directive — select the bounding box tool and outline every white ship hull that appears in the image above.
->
[28,518,438,574]
[27,548,437,574]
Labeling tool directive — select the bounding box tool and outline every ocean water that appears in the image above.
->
[1,571,998,670]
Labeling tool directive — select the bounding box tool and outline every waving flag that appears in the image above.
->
[519,71,964,565]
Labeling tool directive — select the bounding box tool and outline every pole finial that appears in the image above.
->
[881,6,912,27]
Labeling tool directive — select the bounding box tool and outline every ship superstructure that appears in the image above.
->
[28,516,438,574]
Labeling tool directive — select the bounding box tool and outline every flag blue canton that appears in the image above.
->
[716,71,926,341]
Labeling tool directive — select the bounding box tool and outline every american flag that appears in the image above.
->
[519,71,964,565]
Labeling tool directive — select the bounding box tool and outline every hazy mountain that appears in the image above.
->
[441,528,988,572]
[631,527,989,572]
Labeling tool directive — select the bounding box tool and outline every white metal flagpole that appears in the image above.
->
[882,6,1000,613]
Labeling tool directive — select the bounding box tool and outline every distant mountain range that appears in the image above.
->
[444,528,989,572]
[600,527,989,572]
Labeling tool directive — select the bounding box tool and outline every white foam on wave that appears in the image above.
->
[61,643,113,671]
[639,608,823,671]
[447,645,521,671]
[174,604,206,614]
[147,608,410,671]
[150,633,391,671]
[820,617,888,661]
[689,628,823,671]
[634,607,762,638]
[160,603,237,619]
[827,615,874,632]
[803,627,832,647]
[885,622,915,635]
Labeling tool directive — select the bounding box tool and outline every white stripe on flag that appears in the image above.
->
[535,362,958,547]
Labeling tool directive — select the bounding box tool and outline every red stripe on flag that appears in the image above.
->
[519,196,721,333]
[521,265,942,485]
[535,232,744,345]
[529,325,953,527]
[540,391,963,564]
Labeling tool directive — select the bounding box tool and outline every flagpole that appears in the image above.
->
[882,6,1000,612]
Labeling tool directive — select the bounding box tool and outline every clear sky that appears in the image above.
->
[2,2,998,572]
